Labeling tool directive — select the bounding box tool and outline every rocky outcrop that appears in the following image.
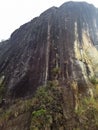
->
[0,1,98,99]
[0,2,98,130]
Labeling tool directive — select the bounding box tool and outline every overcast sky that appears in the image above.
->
[0,0,98,41]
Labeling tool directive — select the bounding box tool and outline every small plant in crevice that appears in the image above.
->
[52,67,60,75]
[51,67,60,79]
[90,76,98,85]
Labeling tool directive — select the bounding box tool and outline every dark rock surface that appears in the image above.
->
[0,1,98,98]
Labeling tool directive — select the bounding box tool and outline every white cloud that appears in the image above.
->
[0,0,98,40]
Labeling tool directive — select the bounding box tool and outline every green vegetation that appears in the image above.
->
[76,100,98,129]
[90,76,98,85]
[0,80,98,130]
[31,109,52,130]
[0,98,33,127]
[30,82,64,129]
[75,86,98,130]
[52,67,60,75]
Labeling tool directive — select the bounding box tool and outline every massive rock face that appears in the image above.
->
[0,1,98,98]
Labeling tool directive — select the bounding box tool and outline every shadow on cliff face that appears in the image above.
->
[9,74,30,98]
